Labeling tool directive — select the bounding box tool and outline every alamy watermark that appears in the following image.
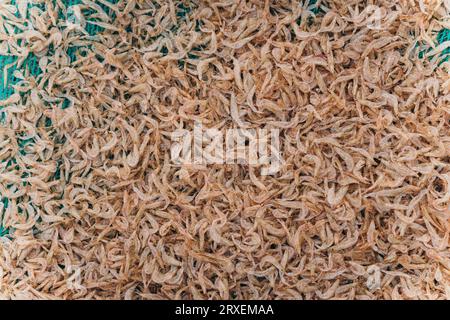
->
[170,122,283,175]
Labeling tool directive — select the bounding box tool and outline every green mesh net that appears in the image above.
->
[0,0,118,101]
[437,28,450,62]
[0,0,119,237]
[0,2,448,238]
[0,1,328,101]
[2,1,447,102]
[0,0,198,237]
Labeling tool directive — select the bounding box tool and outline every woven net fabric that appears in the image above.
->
[0,0,118,236]
[0,1,328,101]
[1,1,447,102]
[0,0,118,100]
[437,28,450,61]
